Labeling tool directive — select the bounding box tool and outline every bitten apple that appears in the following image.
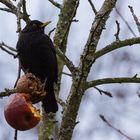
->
[16,73,46,103]
[4,93,41,131]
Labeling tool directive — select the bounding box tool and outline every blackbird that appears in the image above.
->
[16,20,58,113]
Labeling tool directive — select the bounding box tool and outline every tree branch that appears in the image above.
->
[88,0,97,14]
[0,42,17,57]
[114,20,120,41]
[0,0,30,23]
[100,115,134,140]
[128,5,140,34]
[58,0,118,140]
[94,86,113,97]
[86,77,140,89]
[0,88,16,98]
[48,0,62,9]
[94,37,140,60]
[39,0,80,139]
[115,7,136,37]
[56,48,76,74]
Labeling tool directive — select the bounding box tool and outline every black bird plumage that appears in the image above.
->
[16,20,58,113]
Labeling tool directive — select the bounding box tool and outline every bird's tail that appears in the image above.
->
[42,83,58,113]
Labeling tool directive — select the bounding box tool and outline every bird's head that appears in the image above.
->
[22,20,51,33]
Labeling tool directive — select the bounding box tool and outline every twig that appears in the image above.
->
[57,98,66,109]
[22,0,29,18]
[48,0,62,9]
[114,20,120,41]
[100,115,135,140]
[128,5,140,34]
[14,129,18,140]
[14,61,21,87]
[0,0,30,23]
[56,48,76,74]
[62,72,72,77]
[94,86,113,97]
[115,7,136,37]
[0,88,16,98]
[86,77,140,89]
[16,0,22,32]
[70,19,79,22]
[0,42,17,57]
[94,37,140,60]
[48,28,56,37]
[1,42,17,52]
[88,0,97,14]
[0,7,14,13]
[60,0,80,49]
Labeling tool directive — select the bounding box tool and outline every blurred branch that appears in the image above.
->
[48,28,56,37]
[86,77,140,89]
[1,42,16,52]
[14,129,18,140]
[88,0,97,14]
[115,7,136,37]
[94,86,113,97]
[0,7,14,13]
[128,5,140,34]
[0,42,17,57]
[48,0,62,9]
[16,0,22,32]
[57,98,66,109]
[0,88,16,98]
[0,0,30,23]
[94,37,140,60]
[114,20,120,40]
[100,115,134,140]
[62,72,72,77]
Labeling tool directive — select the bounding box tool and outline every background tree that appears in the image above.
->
[0,0,140,140]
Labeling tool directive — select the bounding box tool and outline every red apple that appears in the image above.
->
[4,93,41,131]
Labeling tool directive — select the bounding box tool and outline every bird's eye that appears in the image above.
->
[32,24,37,28]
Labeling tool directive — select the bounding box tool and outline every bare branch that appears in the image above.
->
[115,7,136,37]
[57,98,66,109]
[0,7,14,13]
[100,115,134,140]
[86,77,140,89]
[94,37,140,60]
[1,42,17,52]
[56,48,76,75]
[58,1,118,140]
[48,0,62,9]
[88,0,97,14]
[0,0,30,23]
[16,0,22,32]
[14,129,18,140]
[62,72,72,77]
[128,5,140,34]
[48,28,56,37]
[0,42,17,57]
[94,86,113,97]
[114,20,120,40]
[0,88,16,98]
[22,0,28,17]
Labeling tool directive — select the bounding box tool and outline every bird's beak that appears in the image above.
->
[40,21,51,27]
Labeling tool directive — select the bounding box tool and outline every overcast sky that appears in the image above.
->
[1,0,140,140]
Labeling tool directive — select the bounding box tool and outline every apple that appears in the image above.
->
[4,93,41,131]
[16,73,46,104]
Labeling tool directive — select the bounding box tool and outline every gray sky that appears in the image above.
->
[1,0,140,140]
